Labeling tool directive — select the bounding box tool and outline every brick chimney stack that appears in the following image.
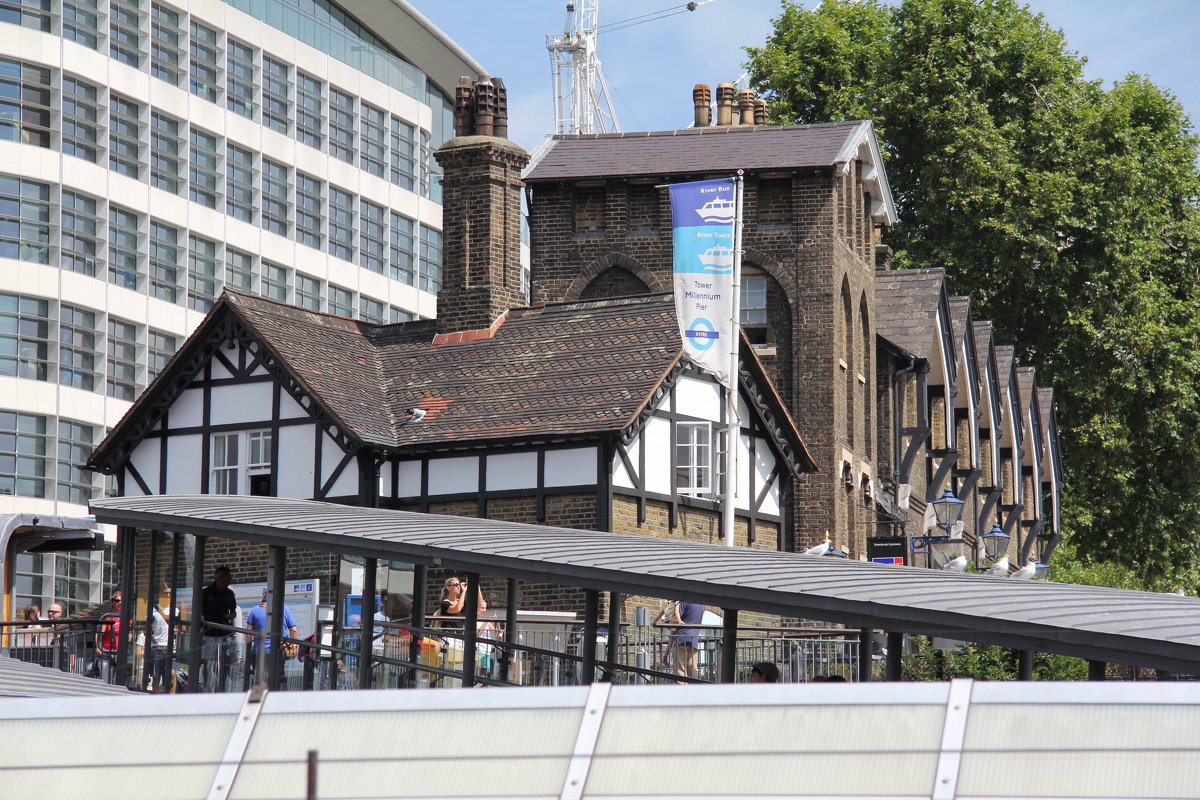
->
[434,76,530,336]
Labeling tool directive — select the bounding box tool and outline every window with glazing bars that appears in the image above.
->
[61,191,102,278]
[58,305,97,391]
[225,247,253,292]
[150,111,184,194]
[0,58,52,149]
[359,296,385,324]
[360,104,386,178]
[329,87,355,163]
[225,143,255,223]
[295,71,323,148]
[359,200,386,274]
[261,261,290,302]
[109,0,143,68]
[188,234,219,312]
[106,317,138,401]
[0,293,49,381]
[189,128,220,208]
[149,3,184,85]
[262,56,290,134]
[0,410,48,498]
[149,220,181,303]
[108,206,141,290]
[675,421,713,496]
[328,186,354,261]
[328,284,353,317]
[389,212,414,285]
[295,274,322,311]
[63,0,102,50]
[226,39,256,118]
[0,0,52,31]
[418,224,442,293]
[295,172,322,249]
[189,21,221,103]
[389,117,415,190]
[261,158,289,235]
[62,75,102,163]
[147,329,176,381]
[0,174,51,264]
[211,432,238,494]
[57,419,95,505]
[109,93,143,179]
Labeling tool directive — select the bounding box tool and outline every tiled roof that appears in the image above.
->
[874,269,946,360]
[972,321,994,380]
[524,122,870,182]
[995,346,1016,393]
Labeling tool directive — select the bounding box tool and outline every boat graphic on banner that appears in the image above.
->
[669,177,738,387]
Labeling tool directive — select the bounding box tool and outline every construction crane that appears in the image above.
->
[547,1,712,135]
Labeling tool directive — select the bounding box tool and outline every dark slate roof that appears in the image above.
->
[948,296,977,396]
[972,321,994,380]
[994,346,1016,393]
[0,655,131,697]
[874,269,946,360]
[524,122,869,182]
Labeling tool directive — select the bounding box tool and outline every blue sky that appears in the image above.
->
[415,1,1200,154]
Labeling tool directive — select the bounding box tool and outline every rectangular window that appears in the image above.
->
[109,0,143,68]
[262,262,290,302]
[389,117,416,190]
[0,293,50,381]
[147,329,177,380]
[0,174,51,264]
[0,58,52,149]
[211,432,239,495]
[329,88,355,163]
[187,234,219,312]
[262,56,290,134]
[248,430,271,469]
[675,422,713,496]
[389,212,415,285]
[63,0,102,50]
[360,104,386,178]
[57,419,95,505]
[740,275,768,326]
[418,225,442,293]
[389,307,413,324]
[295,172,323,249]
[0,410,47,498]
[109,93,144,179]
[225,247,253,292]
[150,111,184,195]
[61,191,102,278]
[189,21,222,103]
[62,76,102,163]
[59,305,98,391]
[261,159,289,236]
[226,143,256,223]
[328,186,354,261]
[108,206,142,290]
[359,200,386,274]
[188,128,221,209]
[328,284,353,317]
[295,274,322,311]
[295,71,323,148]
[226,39,256,118]
[106,317,138,401]
[359,296,385,324]
[149,220,181,304]
[0,0,51,30]
[149,2,184,86]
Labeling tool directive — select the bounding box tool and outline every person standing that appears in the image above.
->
[199,566,237,691]
[669,600,705,680]
[245,588,298,683]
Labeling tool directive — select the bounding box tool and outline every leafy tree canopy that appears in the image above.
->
[747,0,1200,589]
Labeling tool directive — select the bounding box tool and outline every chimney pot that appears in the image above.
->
[716,82,735,126]
[692,83,711,127]
[738,89,756,125]
[754,98,768,126]
[454,76,475,137]
[474,75,496,137]
[493,77,509,139]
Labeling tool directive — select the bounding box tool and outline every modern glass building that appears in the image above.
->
[0,0,482,612]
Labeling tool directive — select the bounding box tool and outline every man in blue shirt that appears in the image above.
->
[670,601,706,680]
[245,588,298,671]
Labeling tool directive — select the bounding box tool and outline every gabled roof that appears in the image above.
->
[971,321,994,381]
[524,122,897,223]
[948,296,979,406]
[90,292,814,474]
[874,269,947,361]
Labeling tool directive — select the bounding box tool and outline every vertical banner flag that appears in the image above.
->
[669,177,737,387]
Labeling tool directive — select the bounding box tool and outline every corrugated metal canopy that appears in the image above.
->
[90,495,1200,673]
[0,654,133,697]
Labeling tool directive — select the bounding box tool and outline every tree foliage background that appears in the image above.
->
[746,0,1200,590]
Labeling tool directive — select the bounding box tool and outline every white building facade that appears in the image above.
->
[0,0,480,612]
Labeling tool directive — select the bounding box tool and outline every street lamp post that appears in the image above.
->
[981,523,1011,564]
[928,488,964,569]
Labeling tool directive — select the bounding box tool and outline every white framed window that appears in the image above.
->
[247,430,272,496]
[675,421,713,496]
[211,433,239,494]
[212,430,272,495]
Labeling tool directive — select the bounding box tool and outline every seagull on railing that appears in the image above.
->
[1009,560,1038,580]
[984,555,1009,576]
[942,555,967,572]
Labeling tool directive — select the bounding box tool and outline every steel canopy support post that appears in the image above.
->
[605,591,621,682]
[409,563,426,679]
[267,546,286,691]
[463,571,480,688]
[1018,649,1034,681]
[858,628,873,683]
[141,530,161,691]
[1088,660,1106,681]
[502,578,519,683]
[358,557,376,690]
[581,590,599,685]
[114,525,136,687]
[886,632,904,681]
[188,534,206,693]
[720,608,738,683]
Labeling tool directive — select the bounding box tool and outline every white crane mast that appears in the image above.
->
[547,1,621,135]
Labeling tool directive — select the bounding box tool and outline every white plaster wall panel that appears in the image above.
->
[279,392,308,420]
[428,456,479,495]
[754,440,780,516]
[617,437,642,488]
[55,386,107,427]
[164,434,203,494]
[395,460,422,498]
[485,452,537,492]
[736,432,752,510]
[643,418,672,495]
[611,455,633,489]
[209,383,274,426]
[120,466,148,496]
[128,440,161,496]
[544,448,597,488]
[209,356,234,381]
[170,388,205,429]
[276,425,316,498]
[249,361,271,378]
[322,435,359,498]
[0,378,56,416]
[377,462,393,499]
[674,376,722,421]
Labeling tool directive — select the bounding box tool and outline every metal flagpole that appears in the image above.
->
[722,170,744,547]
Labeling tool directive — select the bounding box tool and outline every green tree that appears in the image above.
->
[746,0,1200,589]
